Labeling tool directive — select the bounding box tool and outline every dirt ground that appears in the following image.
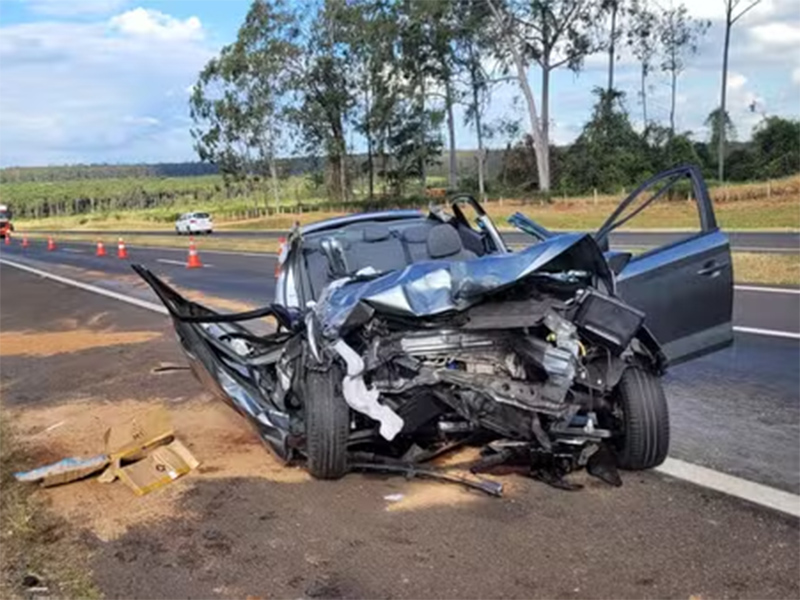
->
[1,265,798,599]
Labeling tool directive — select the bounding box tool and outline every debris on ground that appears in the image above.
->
[14,406,198,496]
[14,455,110,487]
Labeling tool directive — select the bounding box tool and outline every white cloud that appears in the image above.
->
[0,9,213,166]
[793,68,800,85]
[681,0,777,21]
[109,8,203,42]
[122,115,160,126]
[25,0,128,16]
[748,22,800,48]
[728,72,747,90]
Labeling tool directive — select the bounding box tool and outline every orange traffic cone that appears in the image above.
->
[117,238,128,259]
[47,236,56,251]
[21,235,29,249]
[96,239,106,257]
[186,236,202,269]
[4,233,10,246]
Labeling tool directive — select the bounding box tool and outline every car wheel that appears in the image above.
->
[303,366,349,479]
[612,366,669,470]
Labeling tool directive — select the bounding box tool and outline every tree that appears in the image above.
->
[718,0,762,182]
[602,0,623,96]
[625,0,658,127]
[752,116,800,179]
[455,0,495,199]
[487,0,601,193]
[291,0,356,202]
[562,88,649,192]
[704,108,736,169]
[425,0,462,189]
[463,39,491,199]
[340,0,399,199]
[657,3,708,149]
[393,0,445,192]
[189,0,299,209]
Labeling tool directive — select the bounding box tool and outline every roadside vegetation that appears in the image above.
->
[0,413,99,600]
[10,174,800,233]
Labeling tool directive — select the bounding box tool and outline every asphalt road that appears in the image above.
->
[31,229,800,253]
[1,239,798,495]
[2,266,798,599]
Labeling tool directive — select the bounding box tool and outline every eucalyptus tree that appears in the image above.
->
[486,0,603,192]
[340,0,400,199]
[717,0,762,181]
[657,3,709,147]
[290,0,358,202]
[189,0,300,209]
[625,0,658,127]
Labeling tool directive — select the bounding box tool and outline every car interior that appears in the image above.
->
[300,219,485,300]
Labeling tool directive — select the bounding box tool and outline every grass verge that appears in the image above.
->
[16,232,800,287]
[14,191,800,233]
[732,252,800,287]
[0,412,100,599]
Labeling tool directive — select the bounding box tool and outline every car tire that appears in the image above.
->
[613,366,670,470]
[304,366,349,479]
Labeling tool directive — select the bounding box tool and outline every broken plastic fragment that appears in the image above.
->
[333,339,404,441]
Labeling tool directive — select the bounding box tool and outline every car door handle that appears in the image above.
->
[697,260,724,277]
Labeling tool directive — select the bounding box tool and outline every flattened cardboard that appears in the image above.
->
[104,405,173,461]
[116,439,199,496]
[15,454,110,487]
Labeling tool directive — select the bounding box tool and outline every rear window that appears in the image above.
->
[194,213,210,219]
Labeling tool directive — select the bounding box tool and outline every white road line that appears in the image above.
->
[735,285,800,295]
[0,257,168,315]
[733,326,800,340]
[61,248,85,253]
[156,258,213,268]
[1,255,798,517]
[656,458,800,518]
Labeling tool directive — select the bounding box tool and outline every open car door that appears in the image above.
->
[597,165,734,365]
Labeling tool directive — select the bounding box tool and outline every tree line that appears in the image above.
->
[0,162,219,184]
[189,0,797,203]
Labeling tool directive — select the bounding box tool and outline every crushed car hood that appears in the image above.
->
[315,233,614,337]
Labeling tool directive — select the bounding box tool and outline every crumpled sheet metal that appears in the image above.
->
[315,233,609,338]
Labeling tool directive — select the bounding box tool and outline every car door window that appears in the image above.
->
[596,167,708,257]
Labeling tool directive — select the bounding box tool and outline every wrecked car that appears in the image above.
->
[135,165,733,491]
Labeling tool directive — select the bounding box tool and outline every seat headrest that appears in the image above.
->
[427,224,463,259]
[363,225,390,242]
[402,224,431,244]
[303,237,324,251]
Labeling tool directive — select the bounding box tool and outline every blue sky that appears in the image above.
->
[0,0,797,167]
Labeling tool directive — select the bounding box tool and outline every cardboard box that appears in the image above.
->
[104,405,174,461]
[17,405,199,495]
[116,439,200,496]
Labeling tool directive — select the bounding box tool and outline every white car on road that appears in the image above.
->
[176,212,213,235]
